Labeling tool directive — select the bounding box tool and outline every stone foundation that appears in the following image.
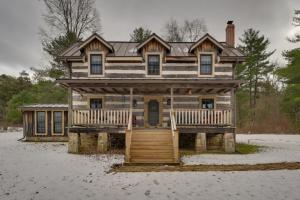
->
[206,133,224,151]
[97,132,108,153]
[224,133,235,153]
[68,132,79,153]
[68,132,108,154]
[195,133,206,153]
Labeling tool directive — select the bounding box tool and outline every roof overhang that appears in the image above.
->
[136,33,171,51]
[189,33,224,53]
[57,78,243,95]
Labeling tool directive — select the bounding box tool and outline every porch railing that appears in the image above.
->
[174,109,232,126]
[72,109,130,126]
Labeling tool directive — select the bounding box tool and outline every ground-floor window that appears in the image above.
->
[53,111,63,135]
[90,98,103,109]
[36,111,46,135]
[201,99,214,109]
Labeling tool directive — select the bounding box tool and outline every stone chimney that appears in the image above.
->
[226,21,235,47]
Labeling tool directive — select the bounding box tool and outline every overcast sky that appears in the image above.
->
[0,0,299,76]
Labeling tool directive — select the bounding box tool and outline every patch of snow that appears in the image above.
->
[183,134,300,165]
[0,132,300,200]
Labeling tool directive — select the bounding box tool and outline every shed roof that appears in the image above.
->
[20,104,68,111]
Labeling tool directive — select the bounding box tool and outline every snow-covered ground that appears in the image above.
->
[183,134,300,165]
[1,131,300,200]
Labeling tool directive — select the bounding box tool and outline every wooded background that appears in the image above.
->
[0,0,299,133]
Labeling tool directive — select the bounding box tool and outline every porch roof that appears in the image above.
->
[57,78,242,95]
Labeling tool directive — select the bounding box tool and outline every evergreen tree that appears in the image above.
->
[130,27,152,43]
[237,28,275,130]
[39,31,79,79]
[277,10,300,128]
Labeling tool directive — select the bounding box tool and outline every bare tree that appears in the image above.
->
[164,18,183,42]
[182,19,208,42]
[163,18,207,42]
[42,0,101,39]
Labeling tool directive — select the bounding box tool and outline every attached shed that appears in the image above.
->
[20,104,68,142]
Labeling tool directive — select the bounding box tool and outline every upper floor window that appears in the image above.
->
[90,54,103,75]
[201,99,214,109]
[200,54,213,75]
[147,55,160,75]
[90,98,103,109]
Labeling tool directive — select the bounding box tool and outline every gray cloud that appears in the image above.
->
[0,0,299,76]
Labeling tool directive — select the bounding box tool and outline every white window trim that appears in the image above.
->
[198,52,215,77]
[145,52,163,77]
[88,51,105,77]
[34,110,47,136]
[51,111,65,136]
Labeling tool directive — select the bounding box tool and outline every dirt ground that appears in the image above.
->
[111,162,300,173]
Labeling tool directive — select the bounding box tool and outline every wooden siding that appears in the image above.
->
[72,91,231,128]
[22,110,68,138]
[71,62,233,79]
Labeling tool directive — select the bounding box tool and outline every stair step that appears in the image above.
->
[130,150,173,154]
[130,158,175,163]
[131,145,173,150]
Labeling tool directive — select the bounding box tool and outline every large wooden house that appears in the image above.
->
[57,21,245,164]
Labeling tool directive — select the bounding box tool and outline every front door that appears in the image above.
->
[148,100,159,126]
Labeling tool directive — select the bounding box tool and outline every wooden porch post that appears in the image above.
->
[129,88,133,114]
[170,88,174,111]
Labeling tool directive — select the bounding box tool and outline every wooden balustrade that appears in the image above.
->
[72,109,130,126]
[174,109,232,126]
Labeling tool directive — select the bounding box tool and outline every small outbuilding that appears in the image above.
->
[20,104,69,142]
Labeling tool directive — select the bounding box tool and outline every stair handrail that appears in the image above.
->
[170,110,179,162]
[125,109,133,162]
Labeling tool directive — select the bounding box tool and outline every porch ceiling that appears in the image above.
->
[56,78,243,95]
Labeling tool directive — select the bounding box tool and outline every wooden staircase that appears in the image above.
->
[126,129,179,164]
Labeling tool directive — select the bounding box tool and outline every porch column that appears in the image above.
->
[129,88,133,114]
[170,88,174,111]
[129,88,133,126]
[68,87,73,128]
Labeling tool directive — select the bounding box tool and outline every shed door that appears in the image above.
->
[148,100,159,126]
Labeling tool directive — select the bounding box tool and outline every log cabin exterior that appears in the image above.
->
[58,21,245,163]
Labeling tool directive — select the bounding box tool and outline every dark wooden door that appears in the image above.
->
[148,100,159,126]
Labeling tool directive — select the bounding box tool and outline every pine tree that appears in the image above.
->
[237,28,275,130]
[130,27,152,43]
[277,10,300,128]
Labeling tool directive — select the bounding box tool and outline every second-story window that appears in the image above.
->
[200,54,213,75]
[147,55,160,75]
[90,54,103,75]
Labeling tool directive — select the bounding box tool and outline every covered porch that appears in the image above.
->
[57,79,240,129]
[57,79,241,163]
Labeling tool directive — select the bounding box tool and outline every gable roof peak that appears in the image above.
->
[136,33,171,51]
[189,33,224,53]
[78,32,114,52]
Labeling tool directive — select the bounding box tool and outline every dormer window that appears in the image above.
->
[199,53,214,76]
[200,54,212,75]
[147,54,161,76]
[90,54,103,75]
